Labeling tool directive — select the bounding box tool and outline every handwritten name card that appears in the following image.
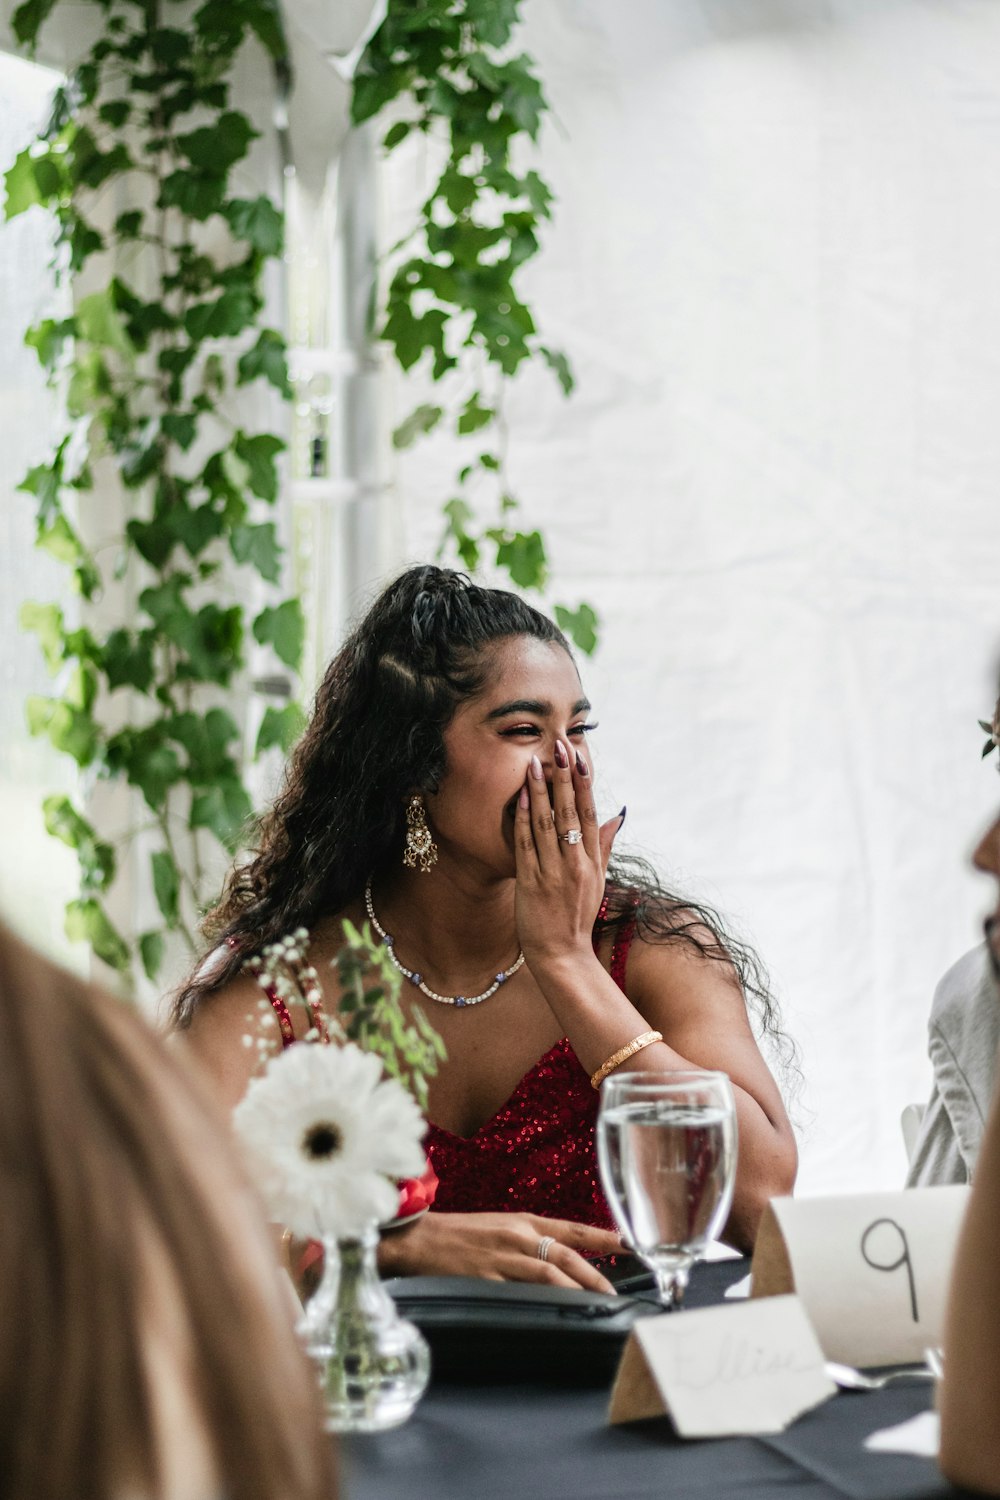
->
[750,1186,969,1368]
[608,1295,834,1436]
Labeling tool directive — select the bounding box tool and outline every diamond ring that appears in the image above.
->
[537,1236,556,1262]
[560,829,583,845]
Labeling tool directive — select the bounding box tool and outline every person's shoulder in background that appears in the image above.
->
[906,945,1000,1187]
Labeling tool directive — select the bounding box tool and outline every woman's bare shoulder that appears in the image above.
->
[625,917,750,1028]
[175,969,270,1110]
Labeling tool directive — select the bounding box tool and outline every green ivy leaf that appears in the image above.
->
[101,100,132,129]
[162,412,197,450]
[457,394,494,435]
[75,287,135,359]
[159,169,226,221]
[26,695,99,766]
[469,0,520,48]
[554,602,599,656]
[230,521,281,581]
[65,662,97,714]
[24,317,75,372]
[189,778,253,852]
[65,898,130,970]
[383,120,410,151]
[18,461,61,523]
[540,344,574,396]
[253,599,303,669]
[139,573,189,629]
[11,0,60,48]
[224,196,283,255]
[36,515,99,599]
[101,629,155,693]
[352,65,412,126]
[382,302,451,374]
[106,726,182,809]
[237,329,291,397]
[184,287,258,341]
[176,110,257,171]
[166,501,224,559]
[170,603,244,685]
[3,146,62,216]
[392,403,443,449]
[438,167,477,215]
[489,528,547,590]
[68,219,104,272]
[440,498,480,570]
[168,706,240,784]
[126,517,174,569]
[42,794,115,891]
[151,849,180,926]
[234,431,283,503]
[139,929,166,982]
[66,350,112,420]
[255,702,306,755]
[150,26,188,65]
[20,600,64,673]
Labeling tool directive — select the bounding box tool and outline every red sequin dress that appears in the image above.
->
[424,898,637,1232]
[250,896,637,1233]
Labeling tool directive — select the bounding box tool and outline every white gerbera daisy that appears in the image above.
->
[232,1042,427,1240]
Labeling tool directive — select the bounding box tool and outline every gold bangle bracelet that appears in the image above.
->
[590,1030,663,1091]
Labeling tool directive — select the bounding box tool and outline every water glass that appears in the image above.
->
[596,1069,737,1308]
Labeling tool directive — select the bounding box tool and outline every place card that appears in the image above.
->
[608,1294,834,1436]
[751,1186,969,1368]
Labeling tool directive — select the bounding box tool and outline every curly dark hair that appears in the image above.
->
[172,564,790,1068]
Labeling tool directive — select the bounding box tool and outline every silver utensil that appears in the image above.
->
[825,1360,935,1391]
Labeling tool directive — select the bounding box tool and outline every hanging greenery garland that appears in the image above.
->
[5,0,300,983]
[353,0,598,653]
[5,0,592,982]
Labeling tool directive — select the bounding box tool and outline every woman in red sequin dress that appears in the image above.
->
[174,567,797,1290]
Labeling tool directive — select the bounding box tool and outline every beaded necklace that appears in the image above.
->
[363,880,525,1008]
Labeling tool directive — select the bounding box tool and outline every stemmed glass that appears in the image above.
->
[596,1070,737,1309]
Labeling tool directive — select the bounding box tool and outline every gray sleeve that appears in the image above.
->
[905,1078,969,1187]
[904,947,999,1187]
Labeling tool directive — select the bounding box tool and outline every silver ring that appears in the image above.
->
[560,829,583,845]
[536,1236,556,1262]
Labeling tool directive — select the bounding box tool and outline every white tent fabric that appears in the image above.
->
[383,0,1000,1196]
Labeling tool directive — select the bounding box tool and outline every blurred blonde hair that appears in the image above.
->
[0,922,333,1500]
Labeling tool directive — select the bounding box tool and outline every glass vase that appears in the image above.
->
[298,1226,430,1433]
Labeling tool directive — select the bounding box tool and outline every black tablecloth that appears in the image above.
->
[343,1259,959,1500]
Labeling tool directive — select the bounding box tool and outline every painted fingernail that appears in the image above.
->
[530,754,544,780]
[618,805,627,825]
[519,785,529,809]
[554,738,568,769]
[575,751,589,776]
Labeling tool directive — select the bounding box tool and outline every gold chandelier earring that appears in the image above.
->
[402,794,438,873]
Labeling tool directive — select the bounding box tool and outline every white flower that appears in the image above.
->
[232,1042,427,1240]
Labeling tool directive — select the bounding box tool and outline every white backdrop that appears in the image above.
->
[381,0,1000,1195]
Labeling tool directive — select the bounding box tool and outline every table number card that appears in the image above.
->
[608,1295,834,1436]
[750,1186,969,1368]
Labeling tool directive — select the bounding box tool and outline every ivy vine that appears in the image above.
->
[353,0,599,654]
[5,0,302,983]
[7,0,594,982]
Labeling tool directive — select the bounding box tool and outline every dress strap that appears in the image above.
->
[593,891,640,993]
[226,934,296,1048]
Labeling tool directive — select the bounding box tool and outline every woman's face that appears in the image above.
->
[427,636,595,879]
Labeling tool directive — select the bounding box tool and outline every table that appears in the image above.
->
[343,1260,960,1500]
